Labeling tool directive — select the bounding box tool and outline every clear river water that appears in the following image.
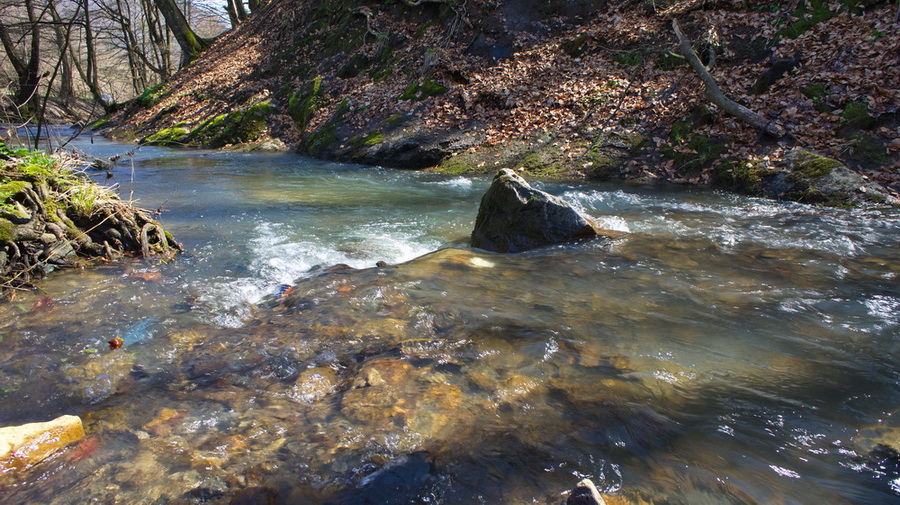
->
[1,128,899,504]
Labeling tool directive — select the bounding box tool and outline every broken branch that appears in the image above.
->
[672,19,786,138]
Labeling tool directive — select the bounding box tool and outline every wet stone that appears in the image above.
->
[142,408,185,437]
[0,415,86,473]
[356,358,414,384]
[291,367,339,403]
[62,352,137,404]
[229,486,279,505]
[471,169,604,253]
[341,386,399,421]
[567,478,606,505]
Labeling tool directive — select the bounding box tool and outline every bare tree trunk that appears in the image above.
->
[226,0,240,28]
[672,20,786,138]
[0,0,44,113]
[47,0,82,103]
[109,0,147,94]
[142,0,173,78]
[0,20,30,111]
[235,0,248,18]
[54,25,75,101]
[22,0,42,111]
[154,0,211,67]
[84,1,103,101]
[226,0,247,28]
[36,0,84,149]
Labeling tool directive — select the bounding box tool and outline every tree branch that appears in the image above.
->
[672,19,786,138]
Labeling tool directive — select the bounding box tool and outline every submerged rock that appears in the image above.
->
[0,414,85,473]
[471,169,604,253]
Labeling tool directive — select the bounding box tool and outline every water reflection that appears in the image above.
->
[0,132,899,504]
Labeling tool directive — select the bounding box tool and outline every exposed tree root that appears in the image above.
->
[1,151,181,291]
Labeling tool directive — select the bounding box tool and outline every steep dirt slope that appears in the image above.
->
[105,0,900,204]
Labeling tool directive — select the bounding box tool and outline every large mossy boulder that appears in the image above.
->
[774,148,898,206]
[471,169,602,253]
[716,148,898,207]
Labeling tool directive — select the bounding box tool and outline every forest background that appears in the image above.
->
[1,0,898,204]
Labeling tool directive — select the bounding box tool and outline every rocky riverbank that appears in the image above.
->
[0,143,180,290]
[101,0,900,207]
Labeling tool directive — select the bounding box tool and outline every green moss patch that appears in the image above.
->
[0,217,13,242]
[612,50,643,67]
[655,51,686,70]
[141,126,190,146]
[189,101,273,148]
[0,181,28,202]
[841,101,876,129]
[714,160,765,193]
[16,152,68,183]
[350,132,384,148]
[300,99,351,156]
[337,53,371,78]
[399,79,446,101]
[843,132,889,166]
[561,34,591,58]
[777,0,882,39]
[788,150,842,181]
[288,78,324,131]
[662,134,729,177]
[803,83,833,112]
[137,83,167,108]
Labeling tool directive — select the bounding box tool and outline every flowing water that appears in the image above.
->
[1,128,899,504]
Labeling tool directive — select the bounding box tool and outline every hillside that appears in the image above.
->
[104,0,900,204]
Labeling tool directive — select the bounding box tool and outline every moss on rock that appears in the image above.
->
[399,79,446,101]
[136,83,167,108]
[841,101,876,130]
[662,133,729,177]
[287,77,324,131]
[0,218,13,242]
[188,101,273,148]
[843,132,890,166]
[714,160,765,193]
[802,83,832,112]
[787,149,842,182]
[140,126,190,146]
[561,34,591,58]
[349,132,384,148]
[300,99,351,156]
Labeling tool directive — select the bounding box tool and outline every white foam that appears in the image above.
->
[193,220,441,327]
[428,176,473,189]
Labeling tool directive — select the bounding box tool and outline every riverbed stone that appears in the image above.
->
[291,367,339,403]
[0,414,86,472]
[471,169,603,253]
[567,478,606,505]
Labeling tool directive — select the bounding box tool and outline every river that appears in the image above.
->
[1,127,899,504]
